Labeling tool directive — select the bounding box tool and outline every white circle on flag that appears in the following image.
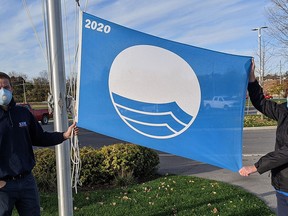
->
[109,45,201,139]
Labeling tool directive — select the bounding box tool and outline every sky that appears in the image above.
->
[0,0,286,80]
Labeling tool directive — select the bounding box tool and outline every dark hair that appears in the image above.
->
[0,72,12,87]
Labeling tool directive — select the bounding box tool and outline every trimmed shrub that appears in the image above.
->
[33,148,57,191]
[78,147,106,187]
[100,143,160,184]
[244,114,277,127]
[33,144,159,191]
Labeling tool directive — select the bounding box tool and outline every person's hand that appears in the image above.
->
[63,122,79,140]
[249,58,256,82]
[239,165,257,176]
[0,180,6,189]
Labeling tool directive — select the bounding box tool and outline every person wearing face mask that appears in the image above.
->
[0,87,13,108]
[0,72,79,216]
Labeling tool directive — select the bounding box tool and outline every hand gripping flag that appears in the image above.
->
[76,11,251,172]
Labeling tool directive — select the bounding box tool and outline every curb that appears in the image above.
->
[243,126,276,130]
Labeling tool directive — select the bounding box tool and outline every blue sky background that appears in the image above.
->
[0,0,286,79]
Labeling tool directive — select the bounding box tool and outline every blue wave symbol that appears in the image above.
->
[112,93,193,137]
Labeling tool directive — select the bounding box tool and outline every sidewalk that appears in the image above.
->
[158,153,276,213]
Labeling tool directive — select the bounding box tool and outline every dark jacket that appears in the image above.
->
[248,80,288,192]
[0,99,65,179]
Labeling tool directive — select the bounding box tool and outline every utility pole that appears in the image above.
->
[252,26,267,120]
[45,1,73,216]
[280,60,282,84]
[252,26,268,87]
[22,79,27,103]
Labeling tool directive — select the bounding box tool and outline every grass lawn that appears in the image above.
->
[29,175,275,216]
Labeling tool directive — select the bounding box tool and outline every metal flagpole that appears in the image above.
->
[45,1,73,216]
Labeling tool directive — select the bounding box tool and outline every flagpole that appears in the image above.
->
[45,1,73,216]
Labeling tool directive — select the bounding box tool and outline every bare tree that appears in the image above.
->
[39,70,49,80]
[262,41,275,76]
[253,39,275,83]
[8,71,29,103]
[266,0,288,58]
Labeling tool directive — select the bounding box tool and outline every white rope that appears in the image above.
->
[41,0,54,114]
[67,1,80,102]
[67,1,83,194]
[74,2,79,76]
[84,0,89,12]
[69,43,79,98]
[24,0,82,193]
[70,127,82,194]
[22,0,48,64]
[63,0,73,77]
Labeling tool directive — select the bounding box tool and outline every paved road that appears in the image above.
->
[42,123,277,212]
[244,106,257,115]
[243,127,276,155]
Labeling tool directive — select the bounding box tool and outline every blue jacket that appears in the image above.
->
[0,98,65,178]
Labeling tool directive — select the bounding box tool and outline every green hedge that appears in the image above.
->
[244,114,277,127]
[78,147,106,187]
[33,144,159,191]
[32,148,57,191]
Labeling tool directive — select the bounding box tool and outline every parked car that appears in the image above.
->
[17,103,51,125]
[204,96,239,110]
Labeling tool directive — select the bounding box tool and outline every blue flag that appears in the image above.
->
[77,11,251,172]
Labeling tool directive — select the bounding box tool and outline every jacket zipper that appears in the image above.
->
[8,110,13,127]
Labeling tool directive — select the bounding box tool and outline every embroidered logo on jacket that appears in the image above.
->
[19,122,27,127]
